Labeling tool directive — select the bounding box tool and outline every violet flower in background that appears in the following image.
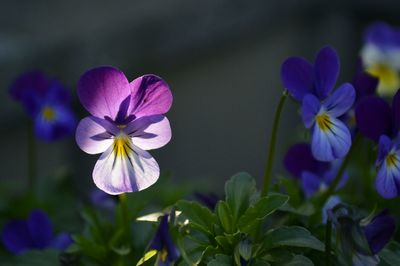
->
[284,143,348,197]
[364,210,396,254]
[148,215,180,266]
[360,22,400,96]
[9,71,76,141]
[75,66,172,195]
[90,188,117,211]
[281,46,355,161]
[193,192,219,210]
[375,135,400,198]
[1,209,72,254]
[355,89,400,142]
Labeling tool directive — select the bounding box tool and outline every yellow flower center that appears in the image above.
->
[113,133,133,158]
[386,153,399,168]
[42,106,56,121]
[367,63,400,96]
[160,247,168,262]
[315,112,332,132]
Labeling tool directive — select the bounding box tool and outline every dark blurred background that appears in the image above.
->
[1,0,399,193]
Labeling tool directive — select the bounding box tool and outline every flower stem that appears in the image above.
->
[118,193,131,241]
[325,219,332,266]
[261,91,288,197]
[27,122,37,192]
[319,133,361,205]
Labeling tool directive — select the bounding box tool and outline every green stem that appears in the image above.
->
[27,123,37,192]
[325,219,332,266]
[118,193,130,240]
[319,133,361,205]
[261,91,288,197]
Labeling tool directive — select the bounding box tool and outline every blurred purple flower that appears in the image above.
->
[90,188,117,210]
[75,66,172,195]
[149,215,180,265]
[364,209,396,254]
[281,46,355,161]
[355,89,400,142]
[360,22,400,96]
[1,209,72,254]
[375,135,400,198]
[284,143,348,197]
[9,71,76,141]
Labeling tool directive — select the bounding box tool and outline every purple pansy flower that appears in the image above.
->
[193,192,219,210]
[90,188,117,210]
[1,209,72,254]
[360,22,400,96]
[375,135,400,198]
[364,210,396,254]
[75,66,172,195]
[281,46,356,161]
[148,215,180,266]
[9,71,76,141]
[284,143,348,197]
[355,89,400,142]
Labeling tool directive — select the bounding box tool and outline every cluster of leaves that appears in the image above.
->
[174,173,325,265]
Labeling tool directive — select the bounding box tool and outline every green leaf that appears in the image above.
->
[278,202,315,216]
[225,172,256,223]
[262,226,324,252]
[280,255,314,266]
[238,194,289,233]
[216,201,234,233]
[5,250,60,266]
[380,242,400,266]
[72,235,108,262]
[176,200,218,235]
[207,254,233,266]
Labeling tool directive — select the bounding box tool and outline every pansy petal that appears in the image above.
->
[352,72,378,100]
[283,143,329,178]
[9,71,49,102]
[1,220,32,254]
[311,117,352,162]
[355,96,392,142]
[375,162,399,199]
[50,233,73,250]
[322,196,341,224]
[93,144,160,195]
[34,105,76,142]
[301,171,322,198]
[393,89,400,134]
[301,94,321,128]
[77,66,131,120]
[76,116,117,155]
[27,209,52,248]
[314,46,340,99]
[280,57,314,101]
[129,75,173,118]
[324,83,355,117]
[124,115,171,151]
[377,135,392,166]
[364,210,395,254]
[364,22,400,48]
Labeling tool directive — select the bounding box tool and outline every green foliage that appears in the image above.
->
[175,173,322,265]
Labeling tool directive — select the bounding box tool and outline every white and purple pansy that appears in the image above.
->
[281,46,356,162]
[75,66,172,195]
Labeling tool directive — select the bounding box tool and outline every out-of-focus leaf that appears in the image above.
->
[207,254,233,266]
[262,226,324,252]
[238,194,289,233]
[380,242,400,266]
[176,200,218,235]
[280,255,314,266]
[6,249,60,266]
[225,172,256,223]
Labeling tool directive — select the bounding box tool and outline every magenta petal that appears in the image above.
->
[129,75,172,118]
[314,46,340,99]
[76,116,117,155]
[355,96,392,142]
[93,145,160,194]
[280,57,314,101]
[124,115,171,150]
[77,66,131,120]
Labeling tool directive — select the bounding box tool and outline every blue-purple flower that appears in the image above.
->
[363,210,396,254]
[281,46,355,161]
[360,22,400,96]
[284,143,348,197]
[9,71,76,141]
[90,188,117,210]
[75,66,172,195]
[148,215,180,266]
[375,135,400,198]
[1,209,72,254]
